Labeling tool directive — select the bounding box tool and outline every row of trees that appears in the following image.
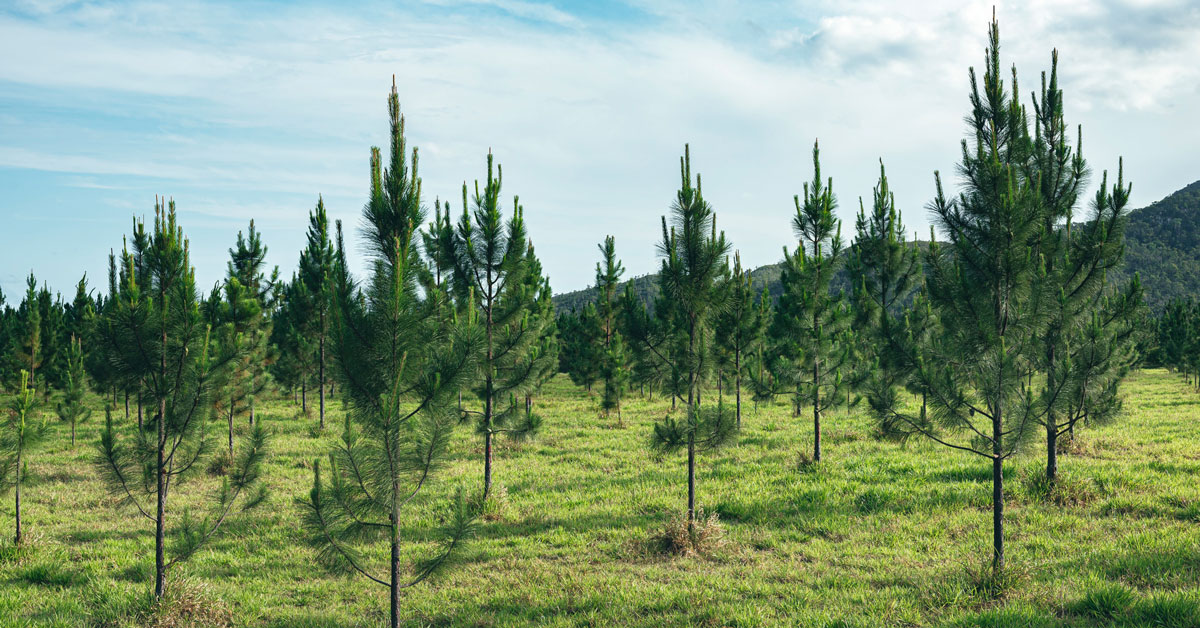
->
[557,17,1145,573]
[1152,299,1200,388]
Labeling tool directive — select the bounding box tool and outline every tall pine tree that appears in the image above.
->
[303,85,480,628]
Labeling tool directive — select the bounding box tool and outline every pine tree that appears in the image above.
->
[1022,53,1138,484]
[769,141,853,463]
[56,335,90,446]
[96,200,268,599]
[303,85,480,628]
[868,18,1078,574]
[847,162,923,420]
[618,284,665,400]
[648,145,736,527]
[299,197,335,429]
[522,242,559,414]
[715,253,764,427]
[11,275,42,393]
[595,236,627,422]
[451,151,551,500]
[64,274,95,350]
[1,371,46,544]
[558,306,603,393]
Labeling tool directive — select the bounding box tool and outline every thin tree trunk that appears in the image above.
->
[137,389,143,431]
[390,482,401,628]
[483,288,494,502]
[992,402,1005,573]
[13,449,20,545]
[124,389,130,421]
[155,324,168,599]
[735,351,742,428]
[687,318,697,527]
[319,329,326,430]
[228,402,235,459]
[1046,421,1058,484]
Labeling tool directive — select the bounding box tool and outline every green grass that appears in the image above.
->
[2,369,1200,627]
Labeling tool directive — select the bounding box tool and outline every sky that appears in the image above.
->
[1,0,1199,302]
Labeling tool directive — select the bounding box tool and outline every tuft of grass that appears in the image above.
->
[141,578,234,628]
[1069,581,1136,620]
[1020,468,1097,507]
[1132,592,1200,628]
[655,507,726,557]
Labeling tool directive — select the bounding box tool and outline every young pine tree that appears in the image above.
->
[769,141,853,463]
[595,236,627,423]
[298,197,335,429]
[847,162,923,418]
[648,145,737,527]
[303,88,480,628]
[714,253,764,427]
[56,336,90,446]
[869,19,1065,574]
[96,201,268,599]
[1023,54,1138,484]
[1,371,46,545]
[451,151,551,500]
[11,275,42,393]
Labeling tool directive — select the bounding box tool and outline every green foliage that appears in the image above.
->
[55,336,89,447]
[765,141,853,463]
[644,144,734,523]
[450,149,554,498]
[1,371,47,544]
[93,200,269,599]
[714,253,766,426]
[304,83,480,628]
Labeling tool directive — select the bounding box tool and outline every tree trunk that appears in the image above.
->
[228,403,235,459]
[301,380,307,415]
[483,292,494,502]
[686,318,697,526]
[137,389,143,431]
[13,449,21,545]
[992,405,1005,574]
[71,420,76,447]
[1046,421,1058,485]
[735,351,742,428]
[389,483,401,628]
[124,389,130,421]
[319,330,326,430]
[156,305,168,599]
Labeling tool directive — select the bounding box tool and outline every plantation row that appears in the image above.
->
[0,18,1193,628]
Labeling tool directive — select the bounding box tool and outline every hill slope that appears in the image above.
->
[554,181,1200,314]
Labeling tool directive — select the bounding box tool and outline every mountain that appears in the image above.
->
[552,181,1200,314]
[1118,180,1200,312]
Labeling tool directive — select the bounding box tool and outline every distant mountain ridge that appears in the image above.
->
[552,180,1200,315]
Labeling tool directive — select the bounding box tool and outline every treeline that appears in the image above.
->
[0,17,1175,625]
[1147,299,1200,388]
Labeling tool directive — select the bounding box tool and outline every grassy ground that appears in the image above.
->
[1,369,1199,627]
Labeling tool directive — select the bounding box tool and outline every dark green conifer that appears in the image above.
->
[96,200,268,599]
[303,84,480,628]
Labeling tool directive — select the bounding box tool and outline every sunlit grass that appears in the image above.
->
[2,369,1198,626]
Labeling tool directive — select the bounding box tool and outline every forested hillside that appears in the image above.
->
[555,181,1200,314]
[1119,180,1200,311]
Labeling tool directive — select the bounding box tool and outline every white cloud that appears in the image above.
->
[1,0,1198,298]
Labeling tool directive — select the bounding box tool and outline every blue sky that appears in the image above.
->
[2,0,1199,301]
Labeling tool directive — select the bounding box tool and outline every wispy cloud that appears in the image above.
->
[1,0,1198,299]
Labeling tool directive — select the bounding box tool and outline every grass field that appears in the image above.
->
[1,369,1199,627]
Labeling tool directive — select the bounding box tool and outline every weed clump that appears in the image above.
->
[656,507,726,557]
